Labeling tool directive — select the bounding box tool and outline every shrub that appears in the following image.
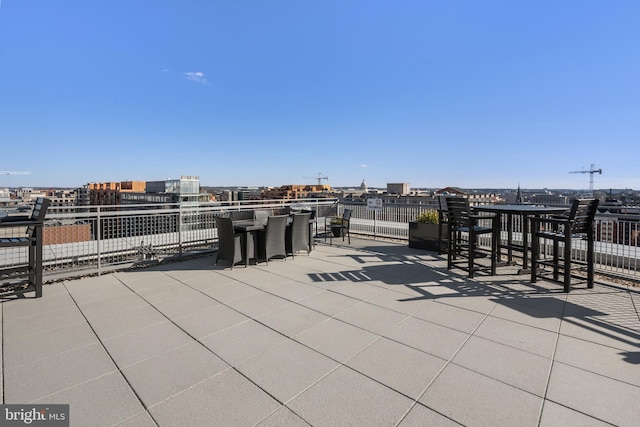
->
[416,209,439,224]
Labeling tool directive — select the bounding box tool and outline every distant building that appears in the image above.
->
[42,188,79,214]
[387,183,410,195]
[434,187,500,206]
[123,176,208,205]
[530,194,570,207]
[218,188,262,202]
[84,181,146,207]
[261,184,332,200]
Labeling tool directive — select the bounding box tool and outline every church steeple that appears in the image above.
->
[515,183,523,204]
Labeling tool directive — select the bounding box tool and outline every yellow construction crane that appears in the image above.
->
[304,173,329,185]
[569,164,602,196]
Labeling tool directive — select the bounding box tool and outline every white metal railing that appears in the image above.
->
[2,198,638,281]
[0,198,338,279]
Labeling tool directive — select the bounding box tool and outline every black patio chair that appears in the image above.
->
[214,217,245,269]
[327,209,352,246]
[445,197,498,278]
[530,198,600,292]
[257,215,289,264]
[0,197,50,297]
[437,196,449,254]
[286,211,312,257]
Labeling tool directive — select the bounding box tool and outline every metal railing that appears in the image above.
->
[2,198,638,281]
[0,198,338,280]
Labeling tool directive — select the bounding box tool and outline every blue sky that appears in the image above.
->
[1,1,638,190]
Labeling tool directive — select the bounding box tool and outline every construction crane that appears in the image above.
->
[569,163,602,197]
[0,171,32,175]
[303,173,329,185]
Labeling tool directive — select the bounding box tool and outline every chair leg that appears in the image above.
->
[563,233,571,293]
[447,230,454,270]
[490,228,498,276]
[552,240,559,282]
[531,233,539,283]
[587,231,594,288]
[468,231,475,278]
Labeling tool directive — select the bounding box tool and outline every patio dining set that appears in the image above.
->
[441,196,600,293]
[214,208,317,269]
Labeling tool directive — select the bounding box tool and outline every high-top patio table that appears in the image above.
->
[473,204,566,273]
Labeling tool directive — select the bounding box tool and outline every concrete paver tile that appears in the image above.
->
[199,319,287,366]
[236,339,339,403]
[172,303,249,339]
[288,365,413,426]
[4,342,117,403]
[103,321,193,368]
[346,337,447,399]
[539,401,612,427]
[420,364,543,427]
[33,371,144,427]
[257,303,328,337]
[121,342,229,407]
[452,336,552,396]
[546,362,640,427]
[474,315,558,358]
[385,316,470,360]
[150,369,281,427]
[295,318,380,362]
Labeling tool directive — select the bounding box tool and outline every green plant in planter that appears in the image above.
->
[415,209,439,224]
[330,217,347,226]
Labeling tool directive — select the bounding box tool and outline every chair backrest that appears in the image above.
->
[292,212,311,234]
[230,210,253,221]
[26,197,50,237]
[342,209,352,223]
[567,199,599,234]
[445,197,470,228]
[254,209,274,226]
[301,209,316,220]
[265,215,288,240]
[215,217,236,251]
[437,196,449,224]
[31,198,50,221]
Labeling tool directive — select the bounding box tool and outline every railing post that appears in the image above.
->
[178,204,183,255]
[96,206,102,275]
[373,209,377,238]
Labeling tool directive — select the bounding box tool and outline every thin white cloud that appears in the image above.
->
[360,164,368,168]
[184,71,208,85]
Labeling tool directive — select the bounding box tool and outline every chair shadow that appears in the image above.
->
[307,244,640,361]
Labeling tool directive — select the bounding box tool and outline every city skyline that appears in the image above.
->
[1,1,639,189]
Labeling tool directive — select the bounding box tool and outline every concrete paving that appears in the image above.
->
[2,238,639,426]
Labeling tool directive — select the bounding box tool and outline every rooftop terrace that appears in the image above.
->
[2,238,639,426]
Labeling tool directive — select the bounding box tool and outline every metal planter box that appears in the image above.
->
[408,221,442,252]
